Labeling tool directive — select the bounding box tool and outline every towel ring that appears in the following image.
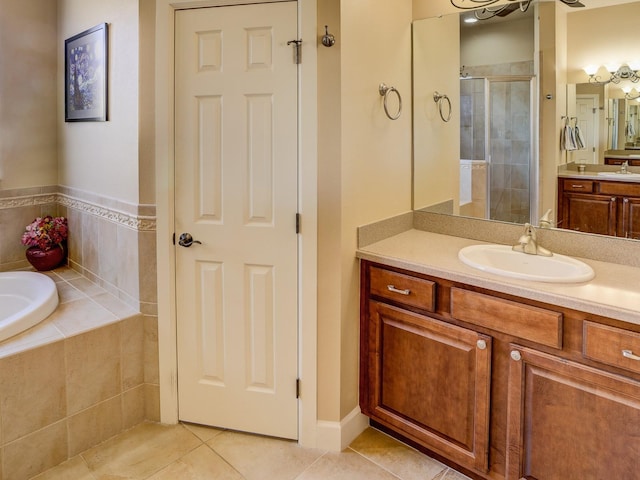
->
[379,83,402,120]
[433,92,452,122]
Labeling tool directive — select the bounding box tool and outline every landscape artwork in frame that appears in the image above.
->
[65,23,108,122]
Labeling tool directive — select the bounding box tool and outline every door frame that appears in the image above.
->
[154,0,318,447]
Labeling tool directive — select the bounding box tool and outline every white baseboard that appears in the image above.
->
[315,406,369,451]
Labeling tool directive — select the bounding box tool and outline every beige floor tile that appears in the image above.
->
[30,456,95,480]
[81,423,201,479]
[182,422,226,442]
[349,428,447,480]
[147,444,243,480]
[433,468,472,480]
[296,449,399,480]
[208,430,324,480]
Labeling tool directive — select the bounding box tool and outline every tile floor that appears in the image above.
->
[31,422,471,480]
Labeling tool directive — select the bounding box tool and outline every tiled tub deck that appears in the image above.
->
[0,267,159,480]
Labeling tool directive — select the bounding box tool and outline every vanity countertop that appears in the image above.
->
[604,153,640,158]
[558,171,640,183]
[357,229,640,326]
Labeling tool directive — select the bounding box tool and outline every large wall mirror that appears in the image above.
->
[413,0,640,241]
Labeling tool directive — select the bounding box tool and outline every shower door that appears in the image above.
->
[460,77,535,225]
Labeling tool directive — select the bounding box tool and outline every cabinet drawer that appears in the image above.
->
[584,321,640,375]
[451,288,562,348]
[369,266,435,312]
[597,181,640,197]
[562,180,594,193]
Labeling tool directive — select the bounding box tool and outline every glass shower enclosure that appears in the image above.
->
[460,76,535,225]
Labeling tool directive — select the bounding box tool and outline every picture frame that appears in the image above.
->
[64,23,108,122]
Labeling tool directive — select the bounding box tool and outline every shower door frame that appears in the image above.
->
[476,75,538,224]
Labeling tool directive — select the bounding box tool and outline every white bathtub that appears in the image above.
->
[0,272,59,342]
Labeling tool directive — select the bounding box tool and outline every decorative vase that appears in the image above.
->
[25,244,66,271]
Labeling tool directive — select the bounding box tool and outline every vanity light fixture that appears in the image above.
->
[584,63,640,85]
[450,0,584,17]
[621,85,640,101]
[452,0,531,20]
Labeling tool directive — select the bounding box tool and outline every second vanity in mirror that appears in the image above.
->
[412,0,640,242]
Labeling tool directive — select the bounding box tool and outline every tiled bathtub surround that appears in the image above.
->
[0,186,157,315]
[0,267,159,480]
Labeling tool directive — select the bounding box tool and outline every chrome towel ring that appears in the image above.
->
[433,91,452,122]
[379,83,402,120]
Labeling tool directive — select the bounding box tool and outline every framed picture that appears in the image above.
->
[65,23,108,122]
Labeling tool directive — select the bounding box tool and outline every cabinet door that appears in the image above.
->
[621,196,640,239]
[506,346,640,480]
[363,301,492,473]
[561,192,617,235]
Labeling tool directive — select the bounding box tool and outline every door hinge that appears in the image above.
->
[287,39,302,64]
[296,213,301,234]
[172,232,176,245]
[296,378,301,398]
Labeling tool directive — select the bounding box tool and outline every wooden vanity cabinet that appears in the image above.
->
[604,157,640,167]
[360,266,492,473]
[557,177,640,238]
[360,260,640,480]
[506,346,640,480]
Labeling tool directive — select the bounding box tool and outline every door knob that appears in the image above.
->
[178,233,202,247]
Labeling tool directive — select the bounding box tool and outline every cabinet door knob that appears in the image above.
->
[622,350,640,361]
[510,350,522,361]
[477,339,487,350]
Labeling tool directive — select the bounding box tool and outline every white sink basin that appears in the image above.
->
[458,245,595,283]
[597,172,640,179]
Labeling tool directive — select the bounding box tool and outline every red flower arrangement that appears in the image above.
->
[21,216,68,251]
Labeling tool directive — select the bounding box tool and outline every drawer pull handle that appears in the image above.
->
[622,350,640,361]
[387,285,411,295]
[571,184,585,188]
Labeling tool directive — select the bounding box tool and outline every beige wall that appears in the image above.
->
[0,0,58,190]
[566,2,640,85]
[58,0,141,204]
[461,16,534,67]
[413,14,460,212]
[317,0,413,421]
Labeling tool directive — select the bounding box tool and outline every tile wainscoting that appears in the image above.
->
[0,187,159,479]
[0,185,157,315]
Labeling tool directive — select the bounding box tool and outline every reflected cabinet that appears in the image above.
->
[557,177,640,239]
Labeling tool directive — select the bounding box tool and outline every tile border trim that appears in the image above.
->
[0,192,156,232]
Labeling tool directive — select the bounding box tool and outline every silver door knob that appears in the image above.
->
[178,233,202,247]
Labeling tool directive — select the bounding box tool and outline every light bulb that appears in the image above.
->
[584,65,599,76]
[605,63,621,74]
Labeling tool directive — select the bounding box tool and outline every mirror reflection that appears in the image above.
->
[413,0,640,241]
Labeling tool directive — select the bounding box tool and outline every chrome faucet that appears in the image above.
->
[620,161,629,174]
[512,223,553,257]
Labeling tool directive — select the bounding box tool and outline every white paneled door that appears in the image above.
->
[575,95,599,164]
[174,2,299,440]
